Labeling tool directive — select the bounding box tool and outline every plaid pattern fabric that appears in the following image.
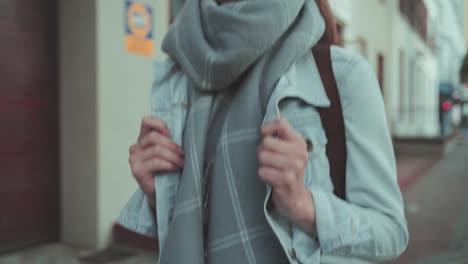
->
[159,0,325,263]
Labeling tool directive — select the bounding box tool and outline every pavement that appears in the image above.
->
[389,142,468,264]
[396,155,439,190]
[0,244,157,264]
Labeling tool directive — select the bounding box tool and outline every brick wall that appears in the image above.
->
[0,0,58,252]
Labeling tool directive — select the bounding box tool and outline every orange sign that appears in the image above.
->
[125,1,154,57]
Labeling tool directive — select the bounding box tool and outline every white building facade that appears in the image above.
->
[331,0,441,138]
[390,0,440,138]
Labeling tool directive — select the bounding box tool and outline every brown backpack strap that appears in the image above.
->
[312,45,347,200]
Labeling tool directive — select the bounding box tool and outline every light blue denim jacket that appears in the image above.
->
[119,46,409,263]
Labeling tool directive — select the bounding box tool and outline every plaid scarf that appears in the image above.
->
[159,0,325,263]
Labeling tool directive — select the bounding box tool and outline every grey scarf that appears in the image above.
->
[159,0,325,263]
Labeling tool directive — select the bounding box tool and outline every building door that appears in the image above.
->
[0,0,59,252]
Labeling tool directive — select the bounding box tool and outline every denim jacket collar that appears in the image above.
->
[278,52,330,108]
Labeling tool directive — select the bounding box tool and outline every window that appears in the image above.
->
[354,37,367,59]
[377,53,385,93]
[399,0,428,42]
[169,0,174,24]
[399,50,405,118]
[336,23,345,47]
[399,0,406,14]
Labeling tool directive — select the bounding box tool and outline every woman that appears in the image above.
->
[120,0,409,263]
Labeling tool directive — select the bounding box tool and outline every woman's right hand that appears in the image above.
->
[129,116,185,210]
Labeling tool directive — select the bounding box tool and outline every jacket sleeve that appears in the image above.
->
[293,53,409,263]
[118,189,158,237]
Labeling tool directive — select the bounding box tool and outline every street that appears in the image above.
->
[390,142,468,264]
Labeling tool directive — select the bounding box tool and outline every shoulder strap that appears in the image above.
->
[312,45,347,200]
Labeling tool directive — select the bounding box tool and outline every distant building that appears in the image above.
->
[392,0,439,138]
[332,0,440,138]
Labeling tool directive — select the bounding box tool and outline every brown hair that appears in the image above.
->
[315,0,339,45]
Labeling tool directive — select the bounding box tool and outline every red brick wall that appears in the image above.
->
[0,0,59,252]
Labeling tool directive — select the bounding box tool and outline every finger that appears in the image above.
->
[129,144,142,155]
[135,166,155,196]
[143,158,179,174]
[258,167,295,192]
[140,131,184,155]
[134,145,185,167]
[261,119,300,141]
[258,167,285,187]
[130,161,149,182]
[257,149,299,171]
[138,116,170,143]
[261,136,307,160]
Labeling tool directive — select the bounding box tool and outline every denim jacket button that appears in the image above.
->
[305,138,313,152]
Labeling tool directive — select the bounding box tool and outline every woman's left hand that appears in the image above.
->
[257,119,316,234]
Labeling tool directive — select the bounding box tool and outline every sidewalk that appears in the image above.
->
[390,143,468,264]
[396,155,440,190]
[0,243,157,264]
[393,135,460,190]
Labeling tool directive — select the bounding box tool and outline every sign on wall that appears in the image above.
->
[125,1,154,57]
